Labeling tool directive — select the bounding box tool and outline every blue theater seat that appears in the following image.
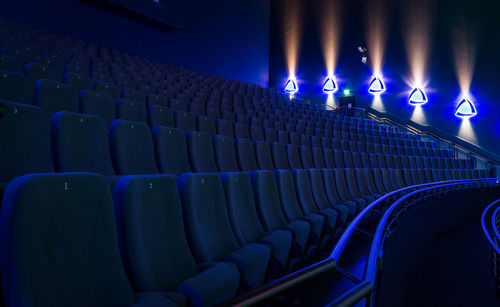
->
[113,175,240,306]
[187,131,218,172]
[287,145,303,169]
[235,138,259,171]
[174,110,196,132]
[274,170,323,258]
[25,62,61,86]
[51,111,115,176]
[0,173,176,306]
[79,90,115,126]
[34,79,78,119]
[220,172,292,277]
[321,169,357,218]
[270,142,290,170]
[64,71,93,93]
[147,105,174,128]
[116,98,147,123]
[212,135,240,172]
[94,81,121,101]
[0,55,21,72]
[216,119,233,137]
[0,101,54,197]
[122,87,145,103]
[0,69,32,104]
[254,141,275,170]
[197,115,216,135]
[109,119,159,175]
[152,126,191,175]
[178,173,271,289]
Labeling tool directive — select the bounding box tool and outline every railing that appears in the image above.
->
[481,199,500,296]
[222,178,497,307]
[366,110,500,176]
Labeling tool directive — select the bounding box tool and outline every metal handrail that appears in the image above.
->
[482,199,500,255]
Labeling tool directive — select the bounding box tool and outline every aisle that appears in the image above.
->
[425,220,500,307]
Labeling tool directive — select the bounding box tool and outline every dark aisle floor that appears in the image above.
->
[425,219,500,307]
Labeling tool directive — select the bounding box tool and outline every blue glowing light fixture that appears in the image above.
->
[323,77,338,94]
[368,77,386,95]
[455,98,477,118]
[284,78,298,95]
[408,88,428,105]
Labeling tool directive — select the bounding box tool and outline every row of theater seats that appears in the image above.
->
[2,162,488,306]
[0,100,476,199]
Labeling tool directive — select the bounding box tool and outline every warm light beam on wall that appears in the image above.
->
[318,0,344,76]
[365,0,388,76]
[410,105,428,125]
[283,0,302,77]
[458,118,477,144]
[402,0,434,88]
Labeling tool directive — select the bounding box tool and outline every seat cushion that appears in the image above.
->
[224,243,271,289]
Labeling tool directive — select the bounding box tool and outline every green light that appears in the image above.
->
[343,89,350,95]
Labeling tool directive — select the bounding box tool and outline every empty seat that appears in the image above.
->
[312,147,326,169]
[113,175,239,306]
[345,168,376,205]
[79,90,115,126]
[152,126,191,175]
[0,101,54,197]
[109,119,159,174]
[186,131,218,172]
[333,169,365,213]
[221,172,292,276]
[178,173,271,289]
[320,169,357,218]
[147,104,174,128]
[174,110,196,131]
[234,122,250,139]
[235,138,259,171]
[197,115,216,135]
[270,142,290,170]
[51,111,116,176]
[216,119,233,137]
[0,173,176,306]
[275,170,324,258]
[300,146,315,169]
[250,125,265,141]
[95,81,121,100]
[25,62,61,86]
[63,71,93,93]
[116,98,147,123]
[34,79,78,118]
[293,170,338,247]
[250,141,274,170]
[287,145,303,169]
[0,55,21,72]
[250,170,310,269]
[0,69,32,104]
[213,135,240,172]
[146,93,168,107]
[122,87,145,103]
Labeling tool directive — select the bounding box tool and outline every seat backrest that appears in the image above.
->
[174,110,196,131]
[94,81,121,100]
[79,90,115,127]
[212,135,240,172]
[334,168,354,202]
[249,170,289,231]
[300,146,315,169]
[0,55,21,72]
[234,122,250,139]
[320,169,342,205]
[148,105,174,128]
[26,62,61,86]
[345,169,364,198]
[0,173,136,307]
[216,119,233,137]
[34,79,78,119]
[197,115,216,135]
[115,98,147,123]
[178,173,240,262]
[51,111,115,175]
[274,170,305,221]
[221,172,267,245]
[113,175,199,292]
[235,138,259,171]
[152,126,191,175]
[292,170,319,215]
[0,101,54,183]
[270,142,290,170]
[109,119,159,174]
[254,141,275,170]
[186,131,218,172]
[0,69,32,105]
[287,145,303,169]
[63,71,93,93]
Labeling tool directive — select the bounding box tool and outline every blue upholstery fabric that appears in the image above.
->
[178,173,270,289]
[220,172,292,275]
[212,135,240,172]
[94,81,121,100]
[254,141,275,170]
[186,131,218,172]
[25,62,61,86]
[0,69,32,105]
[64,71,93,93]
[0,101,53,184]
[79,90,115,127]
[113,175,239,306]
[152,126,191,175]
[270,142,290,170]
[51,111,115,175]
[216,119,233,137]
[197,115,216,135]
[174,111,196,132]
[109,119,159,175]
[0,55,21,73]
[235,138,259,171]
[116,99,147,123]
[0,173,174,307]
[34,79,78,118]
[148,105,174,128]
